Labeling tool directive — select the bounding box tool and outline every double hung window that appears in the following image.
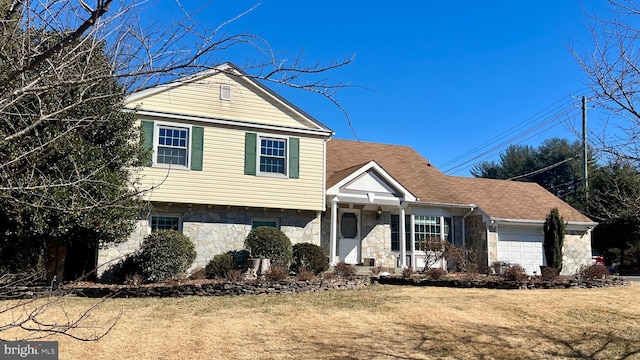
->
[157,126,189,166]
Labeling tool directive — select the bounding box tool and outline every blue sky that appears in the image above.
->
[144,1,611,176]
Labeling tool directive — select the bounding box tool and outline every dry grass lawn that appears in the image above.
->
[2,283,640,359]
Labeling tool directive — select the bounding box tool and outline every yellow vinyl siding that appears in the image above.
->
[128,73,317,130]
[137,124,325,211]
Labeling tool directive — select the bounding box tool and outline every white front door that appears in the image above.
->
[338,210,360,264]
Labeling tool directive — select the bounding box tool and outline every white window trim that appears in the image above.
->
[148,214,183,234]
[152,121,193,170]
[251,217,280,229]
[256,134,289,178]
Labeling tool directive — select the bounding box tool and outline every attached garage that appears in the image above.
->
[497,225,545,275]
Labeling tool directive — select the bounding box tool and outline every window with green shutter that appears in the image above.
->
[141,121,203,170]
[245,132,299,178]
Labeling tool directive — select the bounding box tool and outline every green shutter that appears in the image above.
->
[244,132,257,175]
[190,126,204,171]
[140,120,154,166]
[289,137,299,179]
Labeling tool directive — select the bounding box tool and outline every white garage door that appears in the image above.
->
[497,226,545,275]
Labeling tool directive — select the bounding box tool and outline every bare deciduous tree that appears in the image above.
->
[1,0,352,341]
[571,0,640,164]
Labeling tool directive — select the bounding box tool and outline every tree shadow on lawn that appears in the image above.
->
[409,322,640,360]
[295,322,640,360]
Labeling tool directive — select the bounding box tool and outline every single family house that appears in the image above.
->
[97,63,596,276]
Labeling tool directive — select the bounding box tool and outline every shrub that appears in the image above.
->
[296,269,317,282]
[402,267,415,279]
[226,269,245,282]
[264,265,288,282]
[244,227,292,266]
[189,267,207,280]
[100,255,140,284]
[581,264,609,280]
[540,266,559,281]
[206,253,236,279]
[502,264,528,282]
[334,261,356,277]
[137,230,196,283]
[291,243,329,274]
[426,267,447,280]
[227,249,250,270]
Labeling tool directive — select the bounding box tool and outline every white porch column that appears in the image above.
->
[399,206,407,268]
[410,215,416,270]
[330,198,338,266]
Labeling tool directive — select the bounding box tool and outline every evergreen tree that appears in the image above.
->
[0,25,148,277]
[543,207,565,271]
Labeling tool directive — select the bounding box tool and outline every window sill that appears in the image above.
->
[151,164,191,171]
[256,172,289,179]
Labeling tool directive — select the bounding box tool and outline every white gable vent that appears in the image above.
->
[220,84,231,101]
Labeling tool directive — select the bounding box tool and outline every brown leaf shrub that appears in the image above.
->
[580,264,609,280]
[540,266,559,281]
[265,265,288,282]
[426,268,447,280]
[334,261,356,277]
[502,264,528,282]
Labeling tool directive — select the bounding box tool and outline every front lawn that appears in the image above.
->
[2,284,639,359]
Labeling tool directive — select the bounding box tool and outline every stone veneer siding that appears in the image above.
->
[320,210,395,267]
[562,231,593,276]
[98,204,320,275]
[465,215,489,271]
[360,211,395,267]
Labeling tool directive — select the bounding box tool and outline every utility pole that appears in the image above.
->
[582,96,588,201]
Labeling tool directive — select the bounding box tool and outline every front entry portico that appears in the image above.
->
[326,161,416,267]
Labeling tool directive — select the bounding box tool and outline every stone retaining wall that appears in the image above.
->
[376,276,630,289]
[1,275,629,301]
[1,277,372,300]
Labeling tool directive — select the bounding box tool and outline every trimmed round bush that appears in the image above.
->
[205,253,236,279]
[244,227,292,266]
[291,243,328,274]
[137,230,196,283]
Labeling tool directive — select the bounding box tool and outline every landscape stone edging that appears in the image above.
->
[0,276,372,300]
[374,276,630,289]
[0,276,630,300]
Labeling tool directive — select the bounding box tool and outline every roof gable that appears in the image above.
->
[327,161,416,203]
[126,63,332,134]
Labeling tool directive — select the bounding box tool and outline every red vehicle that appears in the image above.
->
[592,254,604,266]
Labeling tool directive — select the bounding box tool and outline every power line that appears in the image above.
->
[439,89,593,175]
[442,105,580,174]
[506,156,578,181]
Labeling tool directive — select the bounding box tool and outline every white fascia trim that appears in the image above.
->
[409,201,477,209]
[130,109,333,137]
[492,217,598,228]
[126,65,229,103]
[326,160,417,202]
[233,75,329,132]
